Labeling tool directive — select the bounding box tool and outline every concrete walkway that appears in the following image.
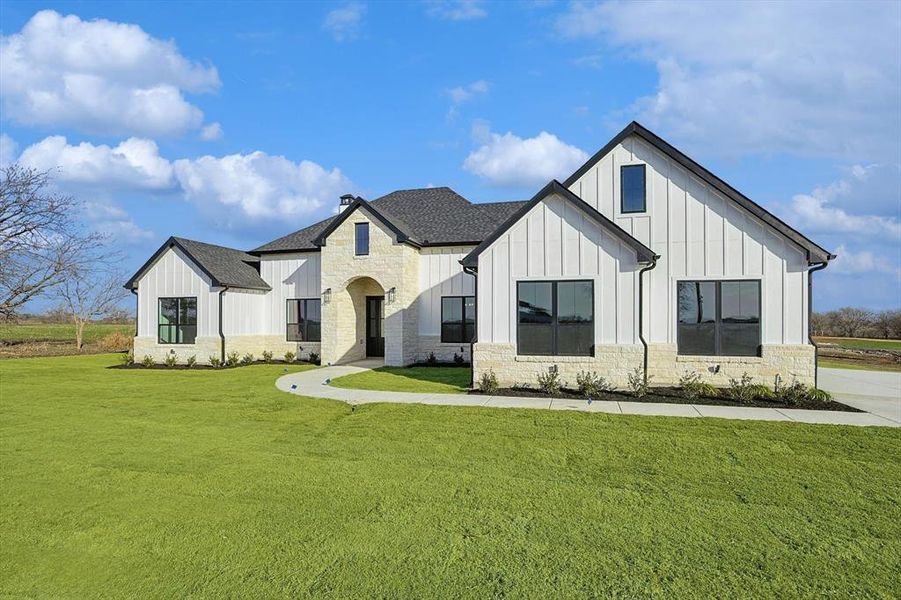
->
[275,362,901,427]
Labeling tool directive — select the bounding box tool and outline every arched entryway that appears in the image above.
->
[330,276,386,364]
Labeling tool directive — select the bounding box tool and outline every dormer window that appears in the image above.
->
[355,222,369,255]
[621,164,646,213]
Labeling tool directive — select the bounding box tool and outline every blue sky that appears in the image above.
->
[1,0,899,311]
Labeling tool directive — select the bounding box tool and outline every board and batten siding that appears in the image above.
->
[417,247,476,336]
[135,247,220,338]
[258,253,322,336]
[568,135,809,346]
[476,194,641,346]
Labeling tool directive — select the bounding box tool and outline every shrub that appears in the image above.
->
[576,370,613,399]
[186,355,197,368]
[120,351,134,366]
[807,387,833,404]
[240,353,255,366]
[284,350,296,363]
[208,355,222,368]
[97,330,133,352]
[308,351,320,364]
[726,373,756,403]
[679,370,718,400]
[453,352,465,365]
[627,367,651,398]
[747,384,774,401]
[775,377,812,406]
[226,351,240,368]
[262,350,273,363]
[537,365,562,396]
[164,353,178,367]
[141,354,155,368]
[427,352,437,365]
[478,369,499,393]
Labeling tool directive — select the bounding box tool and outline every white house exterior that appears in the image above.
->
[127,122,833,387]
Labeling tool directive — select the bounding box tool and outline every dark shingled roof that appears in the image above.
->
[125,237,270,290]
[252,187,527,253]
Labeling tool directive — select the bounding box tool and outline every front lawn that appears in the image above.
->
[1,355,900,597]
[330,365,471,393]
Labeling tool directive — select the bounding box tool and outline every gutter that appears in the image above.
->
[637,257,659,385]
[218,286,229,364]
[807,260,829,388]
[130,289,138,337]
[462,264,478,389]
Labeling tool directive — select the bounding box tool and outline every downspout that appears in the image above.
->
[637,257,659,385]
[463,264,477,389]
[218,286,229,364]
[130,288,138,337]
[807,260,829,388]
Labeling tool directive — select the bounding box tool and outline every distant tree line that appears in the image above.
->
[811,308,901,340]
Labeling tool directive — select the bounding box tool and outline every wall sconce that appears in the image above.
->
[322,288,331,303]
[387,287,396,303]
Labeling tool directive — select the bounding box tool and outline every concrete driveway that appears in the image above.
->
[818,367,901,425]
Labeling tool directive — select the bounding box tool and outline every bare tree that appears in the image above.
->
[830,307,874,338]
[0,164,105,319]
[55,264,130,349]
[872,309,901,339]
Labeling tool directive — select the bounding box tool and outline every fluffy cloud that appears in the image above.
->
[17,136,175,190]
[199,122,224,141]
[463,128,588,187]
[0,10,220,137]
[322,2,365,42]
[174,152,355,225]
[446,80,489,119]
[0,133,17,168]
[426,0,487,21]
[830,244,900,277]
[82,200,155,244]
[556,1,901,161]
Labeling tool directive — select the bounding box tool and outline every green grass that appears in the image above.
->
[818,358,901,373]
[0,322,132,344]
[1,355,900,598]
[815,336,901,351]
[330,366,471,393]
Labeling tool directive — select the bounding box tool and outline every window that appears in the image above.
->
[355,222,369,256]
[621,164,646,213]
[287,299,321,342]
[517,281,593,356]
[158,297,197,344]
[441,296,475,343]
[677,280,760,356]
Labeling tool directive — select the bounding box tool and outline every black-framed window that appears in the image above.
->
[287,299,321,342]
[355,222,369,256]
[517,281,593,356]
[158,297,197,344]
[677,280,760,356]
[441,296,475,343]
[621,164,646,213]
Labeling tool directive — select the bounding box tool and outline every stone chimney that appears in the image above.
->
[339,194,355,213]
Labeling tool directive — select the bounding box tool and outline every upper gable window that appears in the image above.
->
[355,222,369,256]
[621,164,646,213]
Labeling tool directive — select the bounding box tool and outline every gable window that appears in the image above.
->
[621,164,646,213]
[517,281,593,356]
[355,222,369,256]
[287,299,321,342]
[158,297,197,344]
[677,280,760,356]
[441,296,475,343]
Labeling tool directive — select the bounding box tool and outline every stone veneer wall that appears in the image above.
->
[415,336,471,364]
[133,336,321,364]
[133,336,220,364]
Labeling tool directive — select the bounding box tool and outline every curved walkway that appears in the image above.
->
[276,363,900,427]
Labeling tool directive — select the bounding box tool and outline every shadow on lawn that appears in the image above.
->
[366,366,471,388]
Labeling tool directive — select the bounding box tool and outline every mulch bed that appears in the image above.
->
[109,359,320,370]
[472,386,862,412]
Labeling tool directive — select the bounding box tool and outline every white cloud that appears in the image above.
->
[0,133,17,168]
[830,244,900,278]
[446,80,489,119]
[200,122,224,141]
[0,10,220,137]
[82,200,155,244]
[174,152,355,225]
[556,1,901,161]
[426,0,487,21]
[17,136,175,190]
[322,2,366,42]
[463,128,588,187]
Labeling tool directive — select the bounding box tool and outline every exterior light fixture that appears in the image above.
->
[322,288,331,303]
[387,287,396,303]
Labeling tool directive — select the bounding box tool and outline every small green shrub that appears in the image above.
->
[226,351,240,368]
[627,367,650,398]
[748,384,774,401]
[807,387,833,404]
[308,351,320,364]
[120,351,134,366]
[208,355,222,368]
[576,370,614,399]
[427,352,437,365]
[185,355,197,368]
[164,353,178,367]
[240,353,255,366]
[262,350,273,363]
[537,365,562,396]
[478,369,499,394]
[284,350,296,363]
[726,373,755,403]
[141,354,155,368]
[453,352,465,365]
[775,377,810,406]
[678,370,718,400]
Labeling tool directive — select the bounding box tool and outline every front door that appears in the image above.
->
[365,296,385,357]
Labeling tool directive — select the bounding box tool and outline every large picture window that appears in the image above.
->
[158,297,197,344]
[517,281,593,356]
[355,222,369,256]
[677,280,760,356]
[287,299,321,342]
[621,164,646,213]
[441,296,475,343]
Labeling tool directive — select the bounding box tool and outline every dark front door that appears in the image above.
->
[366,296,385,357]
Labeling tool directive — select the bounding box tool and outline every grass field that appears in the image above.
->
[330,366,471,393]
[819,359,901,373]
[0,322,132,344]
[1,355,900,597]
[814,337,901,351]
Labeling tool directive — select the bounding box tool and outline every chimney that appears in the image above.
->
[339,194,355,213]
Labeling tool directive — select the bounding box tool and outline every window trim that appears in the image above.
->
[354,222,369,256]
[440,295,475,344]
[286,298,322,342]
[516,279,595,357]
[620,163,647,214]
[157,296,197,345]
[676,279,762,357]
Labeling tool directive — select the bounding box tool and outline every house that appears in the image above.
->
[125,122,833,387]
